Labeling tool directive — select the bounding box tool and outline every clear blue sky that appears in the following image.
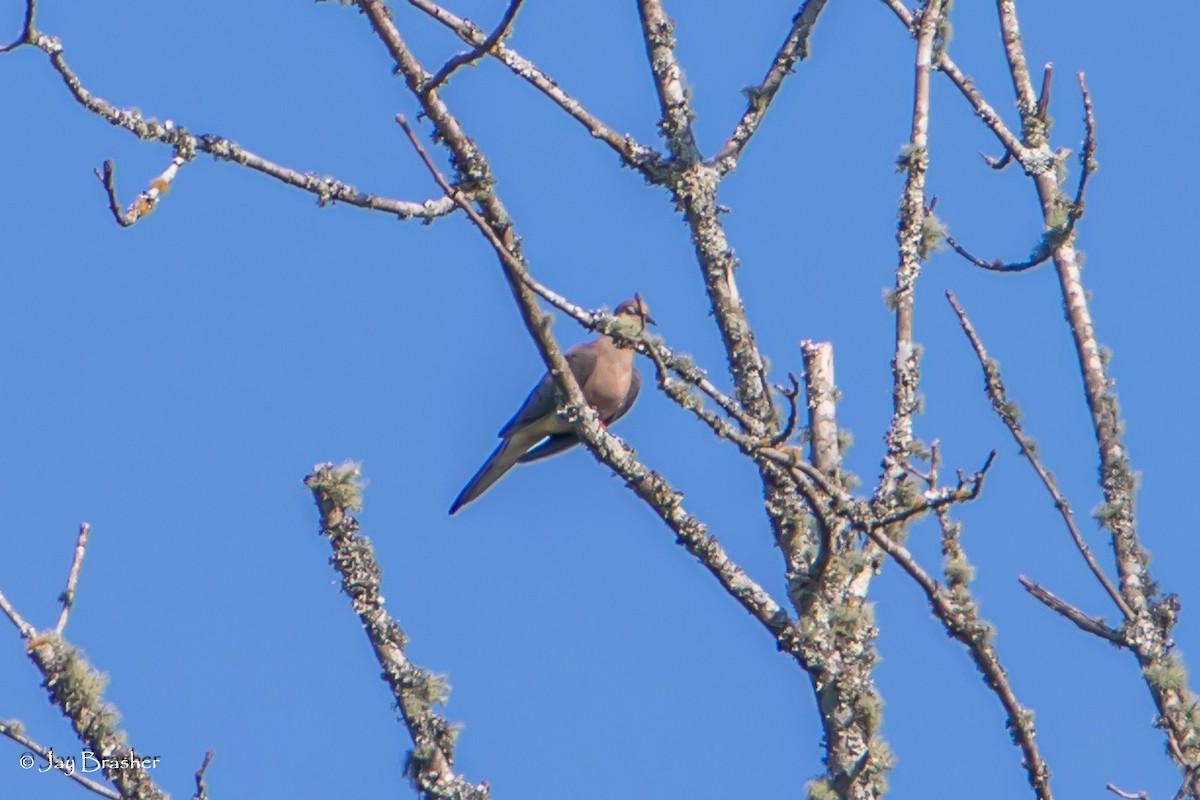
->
[2,1,1198,798]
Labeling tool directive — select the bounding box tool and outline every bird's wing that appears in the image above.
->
[498,345,596,438]
[517,366,641,464]
[514,432,580,464]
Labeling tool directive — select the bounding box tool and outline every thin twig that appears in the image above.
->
[424,0,524,93]
[711,0,830,174]
[946,290,1133,619]
[872,450,996,530]
[981,148,1014,170]
[864,516,1053,797]
[1019,576,1125,645]
[943,230,1052,273]
[1072,72,1098,222]
[93,157,186,227]
[0,586,35,639]
[880,0,1027,159]
[0,720,121,800]
[1106,783,1151,800]
[55,522,91,634]
[23,27,455,222]
[404,0,669,181]
[1035,62,1053,120]
[192,750,214,800]
[0,0,35,52]
[768,373,801,447]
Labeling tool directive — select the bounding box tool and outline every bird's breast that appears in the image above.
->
[586,355,633,418]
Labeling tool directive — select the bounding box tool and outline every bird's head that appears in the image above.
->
[613,296,657,333]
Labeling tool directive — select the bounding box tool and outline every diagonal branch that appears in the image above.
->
[392,115,752,438]
[0,586,35,639]
[0,720,120,800]
[1018,576,1125,645]
[305,462,489,799]
[18,23,456,223]
[711,0,829,175]
[865,517,1054,798]
[424,0,524,93]
[404,0,669,181]
[880,0,1027,160]
[946,290,1132,619]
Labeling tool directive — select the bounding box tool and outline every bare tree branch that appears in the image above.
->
[424,0,525,93]
[54,522,91,634]
[995,0,1040,120]
[305,462,489,799]
[0,720,121,800]
[1107,784,1151,800]
[865,505,1053,798]
[404,0,670,181]
[192,750,214,800]
[871,0,946,536]
[637,0,702,164]
[0,0,34,53]
[1019,577,1125,646]
[945,290,1132,619]
[942,229,1053,273]
[11,21,456,223]
[801,342,840,478]
[92,157,186,228]
[0,586,35,639]
[881,0,1200,786]
[880,0,1028,159]
[711,0,829,174]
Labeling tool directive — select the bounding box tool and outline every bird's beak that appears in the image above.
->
[644,314,658,326]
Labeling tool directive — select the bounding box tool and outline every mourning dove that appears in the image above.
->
[449,298,654,515]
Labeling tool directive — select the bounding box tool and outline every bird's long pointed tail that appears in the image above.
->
[449,437,526,515]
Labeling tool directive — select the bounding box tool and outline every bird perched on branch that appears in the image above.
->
[449,297,655,515]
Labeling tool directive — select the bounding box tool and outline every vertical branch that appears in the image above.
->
[994,0,1039,118]
[55,522,91,634]
[633,0,810,597]
[795,341,895,800]
[967,1,1200,790]
[636,0,701,164]
[873,0,946,524]
[801,341,840,480]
